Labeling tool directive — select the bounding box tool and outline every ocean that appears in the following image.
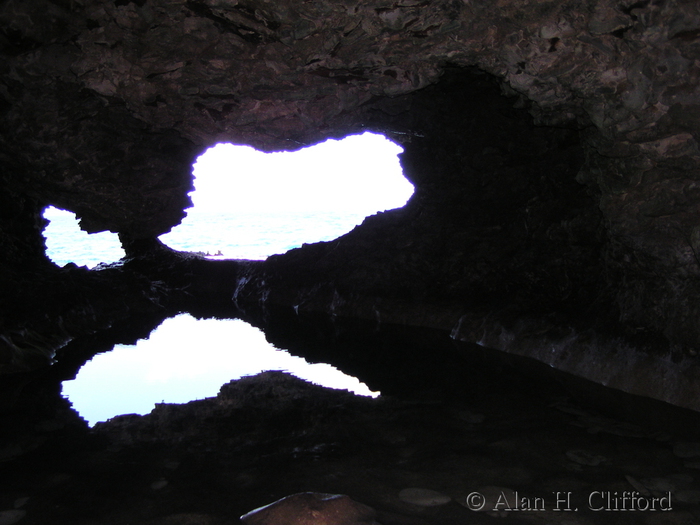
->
[159,209,370,260]
[43,206,370,267]
[45,206,379,425]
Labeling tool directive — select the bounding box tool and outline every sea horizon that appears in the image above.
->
[43,206,371,267]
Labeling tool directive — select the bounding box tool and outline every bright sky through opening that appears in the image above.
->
[188,132,412,214]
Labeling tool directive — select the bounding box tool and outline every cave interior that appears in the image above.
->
[2,0,700,523]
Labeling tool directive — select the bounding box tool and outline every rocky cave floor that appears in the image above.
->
[2,320,700,525]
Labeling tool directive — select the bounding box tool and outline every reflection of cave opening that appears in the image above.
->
[42,206,125,268]
[62,314,379,426]
[159,132,413,260]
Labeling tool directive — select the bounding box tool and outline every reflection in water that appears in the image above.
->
[62,314,379,426]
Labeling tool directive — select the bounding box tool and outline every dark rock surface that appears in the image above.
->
[3,1,700,515]
[3,363,700,525]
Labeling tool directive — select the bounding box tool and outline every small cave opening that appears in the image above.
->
[62,314,378,427]
[158,132,413,260]
[42,206,125,268]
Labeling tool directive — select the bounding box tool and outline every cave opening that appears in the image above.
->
[4,0,700,516]
[158,131,414,260]
[7,54,700,523]
[42,206,125,268]
[40,132,412,266]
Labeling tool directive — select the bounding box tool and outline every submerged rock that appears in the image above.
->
[673,442,700,458]
[565,449,607,467]
[240,493,379,525]
[0,510,26,525]
[397,488,451,507]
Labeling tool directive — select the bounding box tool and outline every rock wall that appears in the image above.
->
[2,0,700,410]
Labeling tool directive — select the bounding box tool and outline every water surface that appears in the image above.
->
[62,314,378,426]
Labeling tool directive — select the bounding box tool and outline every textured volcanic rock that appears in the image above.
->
[1,0,700,411]
[7,368,699,525]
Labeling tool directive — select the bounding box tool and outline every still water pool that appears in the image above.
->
[62,314,379,426]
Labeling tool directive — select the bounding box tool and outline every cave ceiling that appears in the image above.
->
[3,0,698,236]
[2,0,700,411]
